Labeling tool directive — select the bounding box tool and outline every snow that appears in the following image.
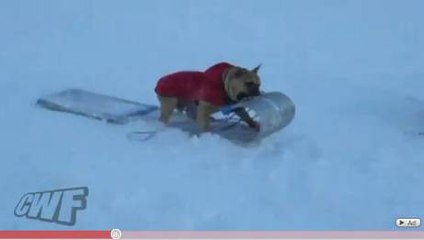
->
[1,0,424,230]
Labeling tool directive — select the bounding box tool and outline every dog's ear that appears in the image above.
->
[252,64,262,74]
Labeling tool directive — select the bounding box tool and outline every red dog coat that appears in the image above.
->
[155,62,233,106]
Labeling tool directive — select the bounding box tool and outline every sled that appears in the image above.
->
[36,89,295,143]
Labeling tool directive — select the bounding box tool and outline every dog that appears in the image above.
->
[155,62,261,131]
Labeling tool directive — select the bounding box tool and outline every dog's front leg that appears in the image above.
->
[196,101,217,132]
[233,107,260,131]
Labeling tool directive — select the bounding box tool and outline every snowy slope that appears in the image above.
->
[1,0,423,230]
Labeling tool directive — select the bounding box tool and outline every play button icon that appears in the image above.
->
[396,218,421,228]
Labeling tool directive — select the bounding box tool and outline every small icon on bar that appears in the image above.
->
[111,229,122,239]
[396,218,421,228]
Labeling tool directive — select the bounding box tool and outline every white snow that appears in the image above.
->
[0,0,423,230]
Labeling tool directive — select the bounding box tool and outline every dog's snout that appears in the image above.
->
[251,86,260,96]
[236,92,248,101]
[246,82,260,96]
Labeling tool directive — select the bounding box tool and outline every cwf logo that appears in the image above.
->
[14,187,88,226]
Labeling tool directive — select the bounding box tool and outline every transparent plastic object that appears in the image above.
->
[238,92,295,138]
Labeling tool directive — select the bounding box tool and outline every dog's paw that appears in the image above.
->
[249,121,261,132]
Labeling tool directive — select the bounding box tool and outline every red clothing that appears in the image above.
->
[155,62,233,106]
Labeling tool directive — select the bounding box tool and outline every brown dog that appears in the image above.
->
[155,62,261,131]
